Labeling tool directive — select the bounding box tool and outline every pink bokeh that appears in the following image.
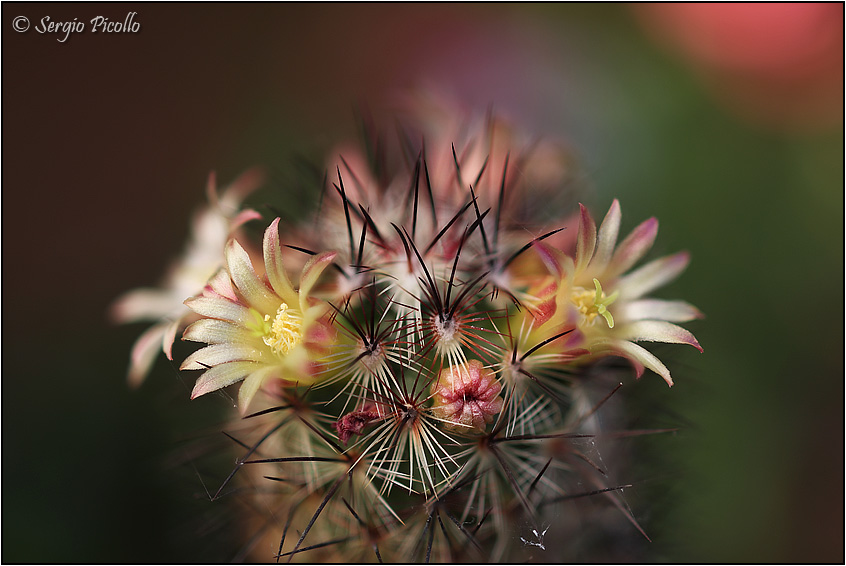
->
[636,3,843,131]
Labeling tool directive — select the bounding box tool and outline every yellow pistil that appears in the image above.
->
[570,278,619,328]
[261,302,303,355]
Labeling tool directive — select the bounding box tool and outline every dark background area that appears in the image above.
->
[3,3,842,562]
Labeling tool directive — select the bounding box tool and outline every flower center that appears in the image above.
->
[262,302,303,355]
[570,278,619,328]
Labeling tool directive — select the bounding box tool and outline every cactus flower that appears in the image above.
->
[534,200,703,386]
[181,218,337,413]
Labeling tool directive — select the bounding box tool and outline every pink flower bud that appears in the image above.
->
[431,360,503,433]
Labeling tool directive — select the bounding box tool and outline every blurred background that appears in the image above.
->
[3,3,842,562]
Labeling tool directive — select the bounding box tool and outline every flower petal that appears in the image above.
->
[533,241,574,281]
[591,199,621,273]
[204,171,219,208]
[202,269,238,301]
[110,288,184,322]
[617,321,703,352]
[237,365,280,415]
[218,167,265,211]
[617,298,703,323]
[226,239,280,314]
[127,321,170,388]
[593,338,674,386]
[230,209,262,231]
[575,203,597,273]
[607,217,658,278]
[617,251,690,300]
[299,251,338,304]
[185,296,252,325]
[162,318,182,361]
[190,361,260,399]
[183,318,253,345]
[531,294,558,327]
[262,218,298,304]
[181,343,266,370]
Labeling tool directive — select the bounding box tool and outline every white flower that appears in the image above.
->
[111,170,262,386]
[181,218,337,414]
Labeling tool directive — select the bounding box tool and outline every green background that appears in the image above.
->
[3,3,842,562]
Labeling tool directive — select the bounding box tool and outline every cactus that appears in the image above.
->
[116,99,702,562]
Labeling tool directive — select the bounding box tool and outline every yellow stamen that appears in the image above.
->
[261,302,303,355]
[569,278,619,328]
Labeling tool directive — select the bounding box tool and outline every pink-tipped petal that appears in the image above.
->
[533,241,573,280]
[304,318,335,345]
[617,251,691,300]
[608,217,659,278]
[190,361,258,399]
[591,199,621,273]
[230,209,263,231]
[185,296,251,325]
[181,343,265,371]
[600,339,674,386]
[617,298,704,323]
[262,218,298,303]
[226,240,279,314]
[162,318,181,361]
[203,269,238,301]
[617,321,704,352]
[219,167,265,209]
[127,321,170,388]
[575,204,597,273]
[299,251,338,303]
[205,171,219,208]
[531,294,558,326]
